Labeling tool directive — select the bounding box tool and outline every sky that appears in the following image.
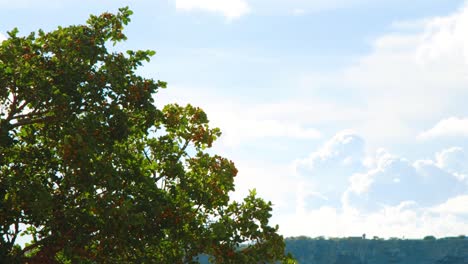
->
[2,0,468,239]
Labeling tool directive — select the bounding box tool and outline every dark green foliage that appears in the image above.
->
[0,8,295,263]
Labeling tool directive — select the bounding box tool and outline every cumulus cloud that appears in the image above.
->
[292,131,465,213]
[175,0,250,19]
[416,6,468,65]
[345,3,468,95]
[435,147,468,181]
[419,117,468,140]
[272,131,468,238]
[431,195,468,215]
[295,130,365,174]
[156,2,468,238]
[344,148,466,212]
[157,2,468,237]
[294,131,365,208]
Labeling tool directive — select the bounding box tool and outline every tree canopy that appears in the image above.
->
[0,7,294,263]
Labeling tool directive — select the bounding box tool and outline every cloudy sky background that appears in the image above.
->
[2,0,468,239]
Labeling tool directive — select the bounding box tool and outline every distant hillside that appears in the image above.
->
[285,236,468,264]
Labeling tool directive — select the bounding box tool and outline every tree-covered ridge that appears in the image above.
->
[0,7,294,263]
[285,236,468,264]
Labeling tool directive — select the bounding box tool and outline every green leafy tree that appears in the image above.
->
[0,7,295,264]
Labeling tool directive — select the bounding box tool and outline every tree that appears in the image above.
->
[0,7,295,263]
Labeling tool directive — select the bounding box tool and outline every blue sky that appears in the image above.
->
[2,0,468,239]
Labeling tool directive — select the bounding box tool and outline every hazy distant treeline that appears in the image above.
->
[285,236,468,264]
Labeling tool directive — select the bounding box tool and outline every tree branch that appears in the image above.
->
[9,219,20,247]
[176,139,190,162]
[5,90,18,122]
[12,109,48,120]
[11,115,57,128]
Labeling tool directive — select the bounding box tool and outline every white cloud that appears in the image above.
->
[435,147,468,181]
[390,18,430,31]
[155,85,322,147]
[294,131,365,207]
[432,195,468,215]
[266,132,468,238]
[175,0,250,19]
[416,6,468,65]
[154,3,468,237]
[323,2,468,144]
[292,131,464,213]
[158,2,468,147]
[295,130,365,172]
[202,102,322,147]
[346,3,468,91]
[268,2,468,150]
[0,32,6,42]
[344,31,466,111]
[232,130,467,237]
[277,200,468,239]
[419,117,468,140]
[344,147,466,212]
